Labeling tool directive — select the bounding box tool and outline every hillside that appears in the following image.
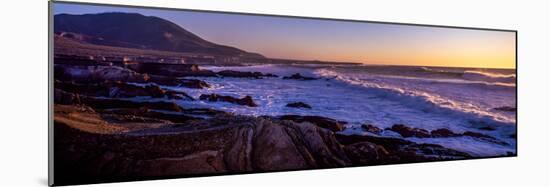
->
[54,12,264,58]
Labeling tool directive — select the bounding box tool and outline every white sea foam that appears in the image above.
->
[157,64,516,156]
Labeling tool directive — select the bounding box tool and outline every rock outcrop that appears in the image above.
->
[388,124,431,138]
[285,102,312,109]
[385,124,508,145]
[283,73,318,80]
[199,94,258,107]
[55,80,193,100]
[493,106,517,112]
[53,103,473,185]
[55,65,149,83]
[279,115,345,132]
[126,62,217,77]
[216,70,278,79]
[361,124,382,134]
[54,112,349,185]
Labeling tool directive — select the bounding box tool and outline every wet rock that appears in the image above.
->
[54,65,149,83]
[179,79,211,89]
[279,115,344,132]
[462,131,495,139]
[285,102,312,109]
[199,94,258,107]
[54,89,81,105]
[79,96,185,112]
[344,142,390,165]
[398,143,471,160]
[493,106,516,112]
[53,114,352,184]
[462,131,509,146]
[216,70,277,79]
[126,62,217,77]
[388,124,431,138]
[283,73,318,80]
[361,124,382,134]
[430,128,461,137]
[55,80,193,100]
[104,107,202,123]
[335,134,471,163]
[148,75,210,89]
[478,126,496,131]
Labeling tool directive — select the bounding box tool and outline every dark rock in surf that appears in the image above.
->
[430,128,461,137]
[199,94,258,107]
[361,124,383,134]
[54,80,194,100]
[334,134,471,162]
[279,115,344,132]
[462,131,496,139]
[126,62,217,77]
[216,70,277,79]
[283,73,318,80]
[462,131,509,146]
[79,97,185,112]
[104,107,202,123]
[54,65,150,83]
[286,102,312,109]
[478,126,496,131]
[388,124,431,138]
[148,75,210,89]
[493,106,516,112]
[178,79,211,89]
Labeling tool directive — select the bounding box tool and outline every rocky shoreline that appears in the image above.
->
[54,103,474,185]
[53,55,511,185]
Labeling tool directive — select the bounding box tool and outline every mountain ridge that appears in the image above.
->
[54,12,264,58]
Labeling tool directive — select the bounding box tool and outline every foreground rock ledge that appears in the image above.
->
[54,105,471,185]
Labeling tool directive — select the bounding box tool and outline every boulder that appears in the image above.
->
[199,94,258,107]
[285,102,312,109]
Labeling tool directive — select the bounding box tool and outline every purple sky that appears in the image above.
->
[53,2,515,68]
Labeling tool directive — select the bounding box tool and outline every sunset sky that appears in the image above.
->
[54,3,516,69]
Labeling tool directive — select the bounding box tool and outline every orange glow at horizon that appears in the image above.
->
[254,30,516,69]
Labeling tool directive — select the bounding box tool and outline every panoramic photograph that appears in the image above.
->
[51,2,516,185]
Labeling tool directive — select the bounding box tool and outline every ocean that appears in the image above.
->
[159,63,516,157]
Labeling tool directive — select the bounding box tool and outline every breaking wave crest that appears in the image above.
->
[314,68,516,126]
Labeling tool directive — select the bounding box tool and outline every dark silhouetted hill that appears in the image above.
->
[54,12,264,58]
